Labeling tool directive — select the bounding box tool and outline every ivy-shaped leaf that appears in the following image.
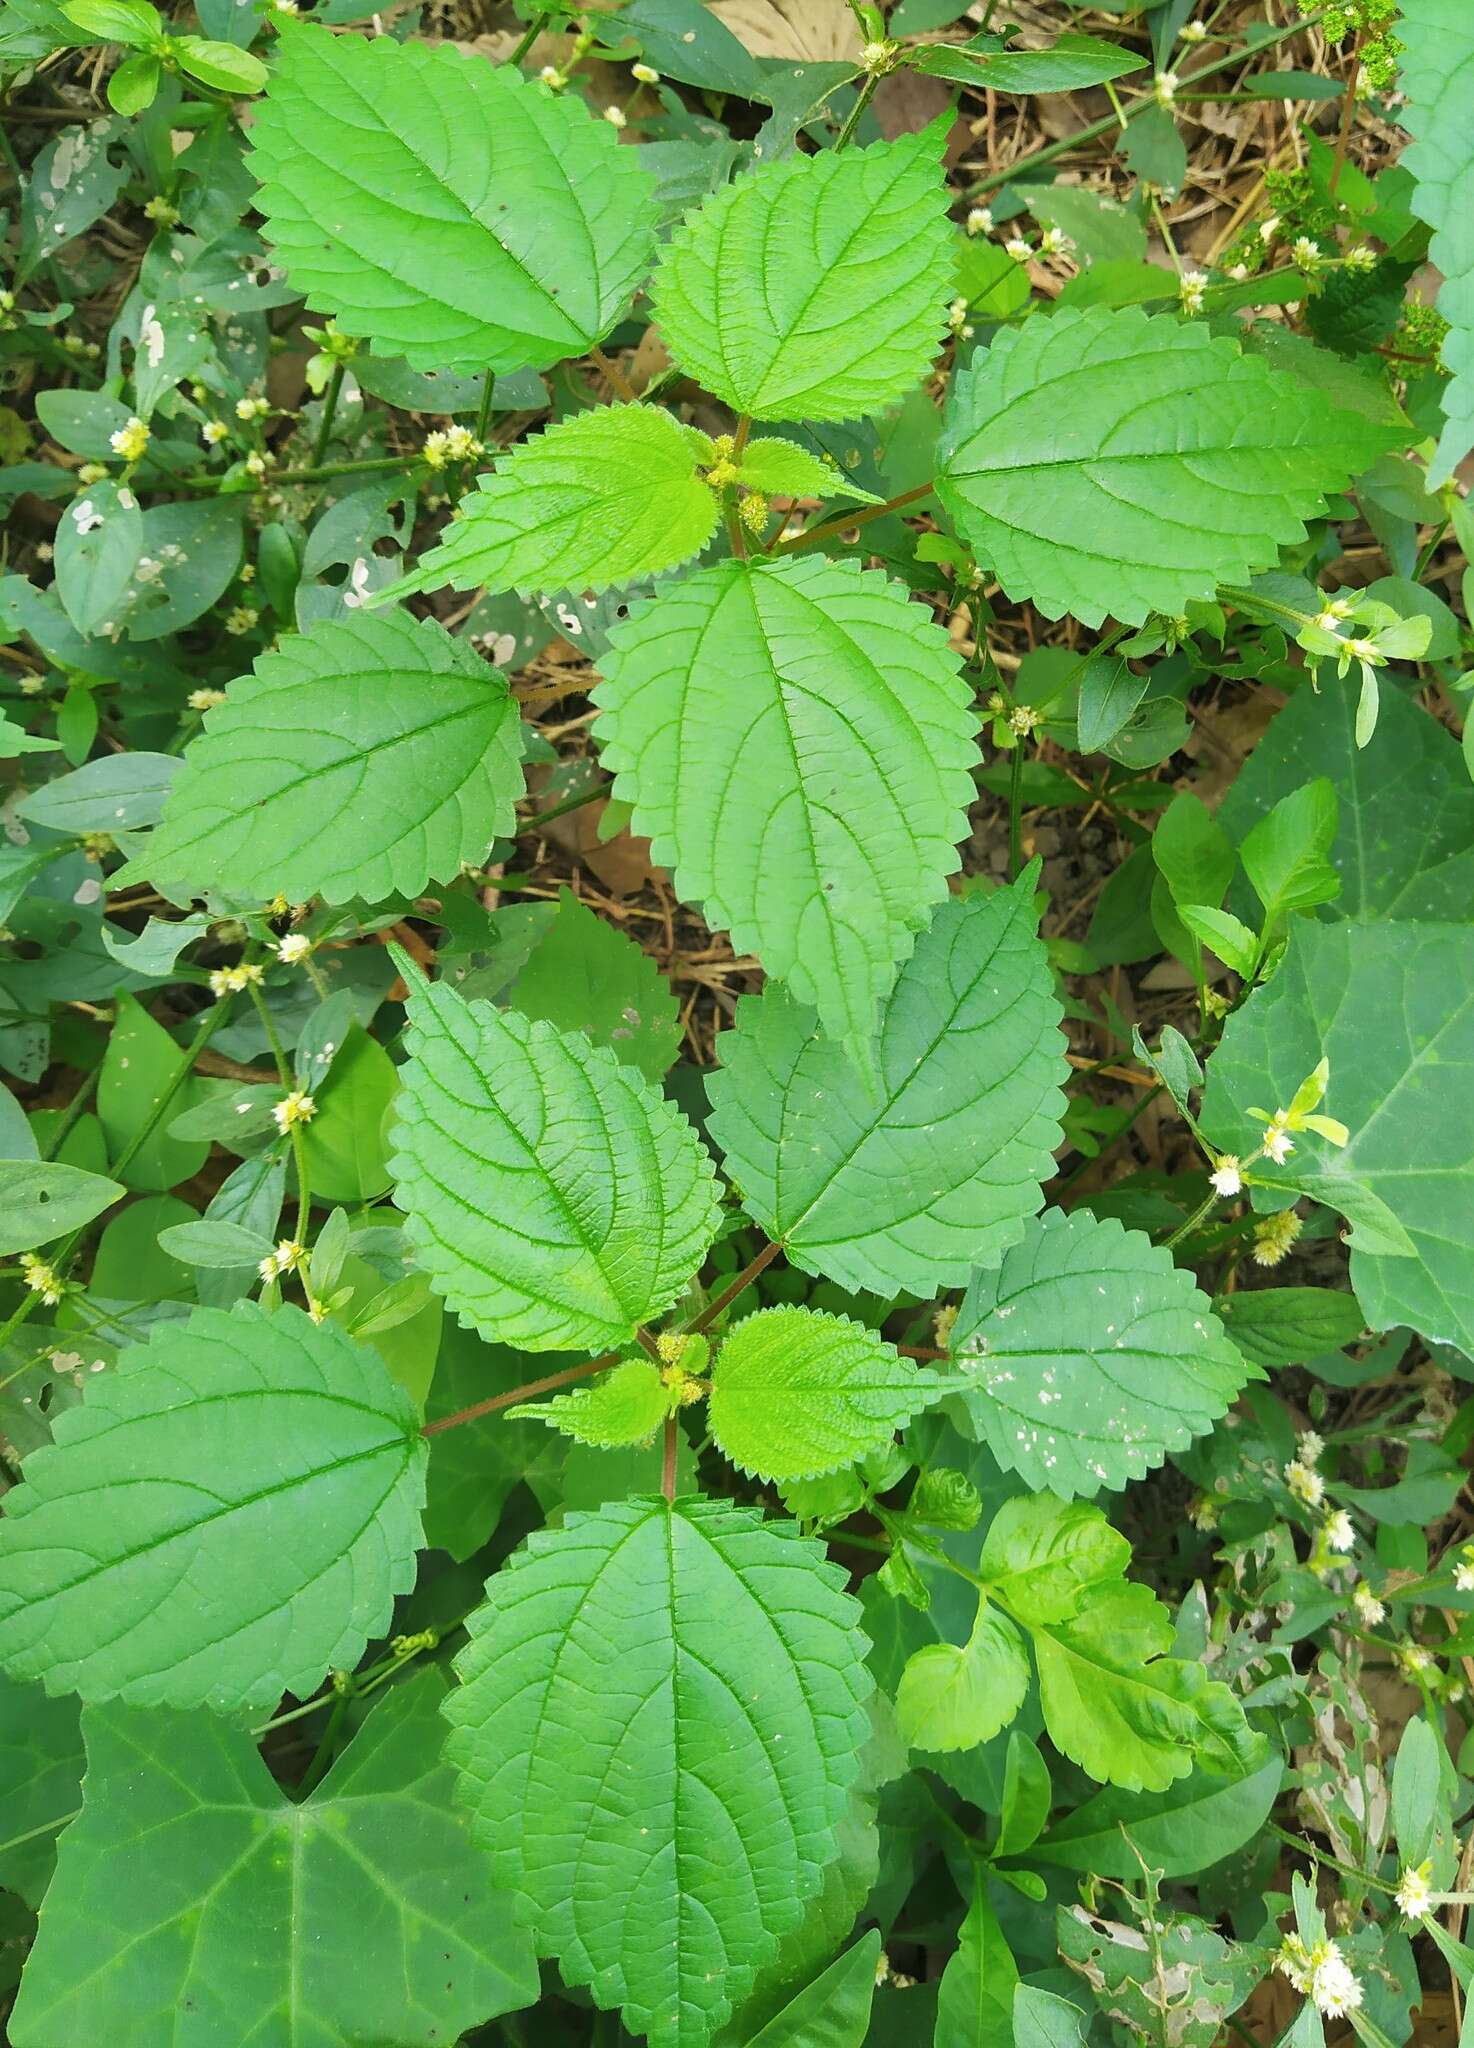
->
[650,117,955,422]
[118,610,522,906]
[11,1673,537,2048]
[249,24,657,374]
[1398,0,1474,483]
[707,875,1066,1295]
[708,1307,936,1481]
[594,554,978,1054]
[950,1208,1254,1498]
[386,405,718,602]
[934,306,1402,627]
[445,1496,872,2047]
[389,957,721,1353]
[0,1304,426,1710]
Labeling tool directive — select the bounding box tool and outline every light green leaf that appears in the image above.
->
[649,119,955,423]
[1176,903,1260,978]
[0,1304,426,1710]
[444,1495,873,2046]
[920,31,1145,92]
[1012,1986,1088,2048]
[118,611,522,907]
[1202,919,1474,1357]
[977,1493,1130,1625]
[708,879,1064,1294]
[741,1933,881,2048]
[174,33,266,93]
[895,1604,1029,1754]
[386,405,717,601]
[389,958,720,1352]
[17,751,177,834]
[708,1306,935,1481]
[511,1357,672,1446]
[934,1873,1017,2048]
[935,306,1401,627]
[1240,778,1340,924]
[98,992,208,1195]
[735,440,884,504]
[0,1673,82,1909]
[249,24,656,375]
[0,1160,123,1255]
[0,714,61,760]
[952,1209,1254,1498]
[1398,0,1474,482]
[506,885,682,1083]
[10,1672,537,2048]
[594,553,977,1055]
[155,1217,277,1269]
[53,479,140,638]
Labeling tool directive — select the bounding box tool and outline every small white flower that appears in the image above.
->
[244,452,269,479]
[1308,1942,1362,2019]
[19,1253,63,1306]
[1153,69,1178,106]
[202,419,229,446]
[1398,1642,1435,1677]
[277,932,312,965]
[1285,1459,1325,1508]
[188,688,226,711]
[235,395,270,421]
[1353,1583,1386,1626]
[225,605,259,635]
[1323,1509,1354,1553]
[1346,636,1380,662]
[1189,1493,1219,1531]
[1210,1155,1242,1198]
[965,206,993,236]
[1292,235,1323,272]
[341,557,373,610]
[1396,1862,1433,1921]
[603,104,627,128]
[77,461,107,486]
[1298,1430,1324,1467]
[538,64,566,90]
[631,61,659,84]
[273,1090,316,1133]
[1180,19,1207,41]
[258,1252,280,1282]
[208,961,264,998]
[1179,267,1208,315]
[1343,243,1377,273]
[1039,225,1074,258]
[1453,1545,1474,1591]
[1004,236,1032,263]
[1263,1122,1295,1165]
[1228,261,1249,281]
[109,416,150,462]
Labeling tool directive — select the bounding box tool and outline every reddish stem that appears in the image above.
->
[422,1352,615,1436]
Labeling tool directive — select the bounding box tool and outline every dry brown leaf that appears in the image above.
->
[708,0,859,64]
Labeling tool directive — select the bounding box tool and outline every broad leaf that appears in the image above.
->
[0,1159,123,1255]
[0,1674,82,1909]
[1398,0,1474,482]
[444,1495,873,2046]
[1202,919,1474,1358]
[0,1304,426,1710]
[121,611,522,906]
[595,553,978,1054]
[708,1306,935,1480]
[10,1673,537,2047]
[511,1357,673,1446]
[507,886,682,1083]
[977,1493,1130,1624]
[934,1874,1017,2048]
[895,1604,1029,1754]
[1211,1286,1366,1371]
[951,1208,1253,1497]
[649,118,954,422]
[935,306,1400,626]
[742,1933,881,2048]
[1028,1753,1284,1879]
[389,959,720,1352]
[707,876,1067,1294]
[250,24,656,374]
[387,405,717,601]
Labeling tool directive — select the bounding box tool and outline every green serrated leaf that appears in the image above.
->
[1211,1286,1366,1370]
[0,1304,426,1710]
[708,1306,934,1481]
[649,119,955,422]
[735,439,884,504]
[951,1208,1254,1498]
[118,611,522,906]
[707,875,1066,1294]
[1398,0,1474,482]
[389,959,720,1352]
[507,885,682,1083]
[978,1493,1131,1625]
[895,1604,1029,1754]
[444,1495,873,2046]
[386,405,718,602]
[935,306,1402,627]
[0,1160,123,1255]
[511,1357,672,1446]
[249,24,657,374]
[595,554,976,1055]
[9,1672,537,2048]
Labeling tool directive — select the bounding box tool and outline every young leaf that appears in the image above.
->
[1239,778,1340,923]
[1398,0,1474,483]
[444,1495,873,2046]
[706,877,1066,1294]
[0,1303,426,1710]
[249,24,657,374]
[649,118,955,422]
[894,1604,1029,1753]
[708,1306,936,1481]
[385,405,718,602]
[594,554,978,1055]
[735,439,883,504]
[118,611,522,907]
[10,1672,537,2048]
[951,1208,1254,1498]
[934,306,1402,627]
[933,1874,1018,2048]
[389,959,720,1352]
[1176,904,1259,978]
[978,1493,1131,1624]
[0,1160,123,1255]
[510,1357,671,1446]
[507,885,682,1083]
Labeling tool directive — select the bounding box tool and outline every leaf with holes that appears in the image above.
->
[0,1303,425,1709]
[707,873,1066,1295]
[116,610,522,907]
[443,1495,873,2047]
[249,24,657,374]
[950,1208,1254,1498]
[934,306,1402,627]
[388,957,720,1353]
[649,118,955,422]
[593,553,977,1056]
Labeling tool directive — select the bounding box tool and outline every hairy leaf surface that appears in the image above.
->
[444,1496,873,2047]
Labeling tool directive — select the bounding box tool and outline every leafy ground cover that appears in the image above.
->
[1,1,1472,2043]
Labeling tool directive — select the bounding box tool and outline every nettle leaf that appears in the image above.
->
[1202,918,1474,1358]
[388,405,718,602]
[708,1306,936,1481]
[389,959,720,1352]
[444,1495,873,2047]
[511,1357,672,1446]
[250,24,657,375]
[707,875,1067,1295]
[11,1672,537,2048]
[950,1208,1254,1498]
[934,306,1401,627]
[0,1303,426,1710]
[1399,0,1474,483]
[120,611,522,906]
[650,118,955,422]
[734,438,883,504]
[594,554,978,1054]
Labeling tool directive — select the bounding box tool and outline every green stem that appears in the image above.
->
[1006,740,1025,882]
[311,362,346,468]
[174,455,421,495]
[40,1066,100,1162]
[1162,1187,1219,1251]
[1268,1822,1393,1896]
[507,12,550,65]
[476,368,496,444]
[521,778,606,832]
[833,72,877,152]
